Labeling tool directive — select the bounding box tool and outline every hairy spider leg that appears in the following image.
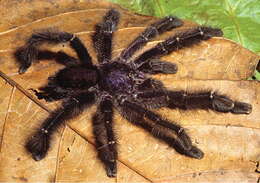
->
[134,26,223,67]
[26,92,95,161]
[133,89,168,109]
[133,78,169,109]
[132,89,252,114]
[119,16,183,62]
[167,90,252,114]
[92,9,120,63]
[92,98,117,177]
[14,29,93,73]
[119,100,204,159]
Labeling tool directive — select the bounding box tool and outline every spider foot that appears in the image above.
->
[177,131,204,159]
[19,65,30,74]
[232,102,252,114]
[184,146,204,159]
[212,95,234,112]
[105,161,117,177]
[25,131,49,161]
[14,46,33,74]
[212,95,252,114]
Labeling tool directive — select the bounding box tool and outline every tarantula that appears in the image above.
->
[14,9,252,177]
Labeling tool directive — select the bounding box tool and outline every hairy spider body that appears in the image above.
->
[14,9,252,177]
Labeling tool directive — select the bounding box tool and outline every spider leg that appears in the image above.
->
[167,90,252,114]
[119,16,183,62]
[136,59,178,74]
[14,29,93,74]
[119,100,203,159]
[92,9,120,63]
[133,90,168,109]
[92,98,117,177]
[133,26,223,66]
[37,50,79,67]
[133,78,168,109]
[26,92,95,161]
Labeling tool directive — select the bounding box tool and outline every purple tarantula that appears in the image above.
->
[14,9,252,177]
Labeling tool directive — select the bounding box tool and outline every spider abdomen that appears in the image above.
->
[56,66,99,88]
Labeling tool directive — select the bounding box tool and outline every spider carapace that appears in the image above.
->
[14,9,252,177]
